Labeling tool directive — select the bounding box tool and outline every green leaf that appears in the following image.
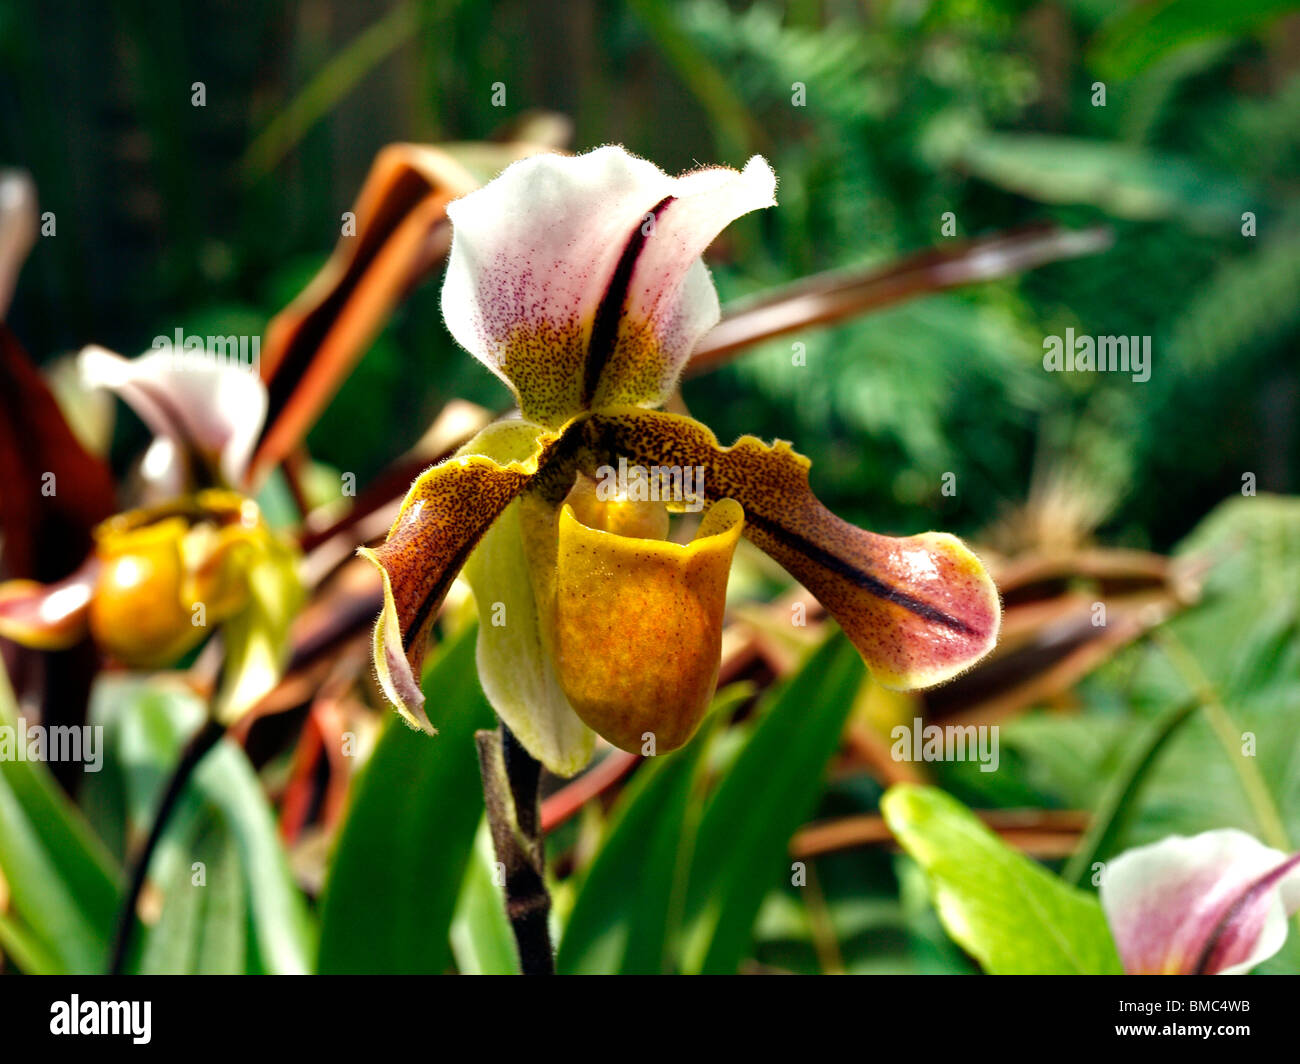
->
[86,678,314,975]
[450,820,520,975]
[0,664,121,974]
[1061,697,1200,886]
[881,784,1123,975]
[317,624,494,973]
[182,739,314,974]
[957,133,1249,229]
[1091,0,1297,79]
[680,629,864,973]
[1014,496,1300,860]
[137,812,246,975]
[556,701,725,974]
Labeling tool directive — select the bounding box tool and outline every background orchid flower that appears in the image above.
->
[80,344,269,498]
[1100,829,1300,975]
[364,145,1001,776]
[0,346,299,720]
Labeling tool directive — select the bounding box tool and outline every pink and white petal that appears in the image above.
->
[441,146,677,427]
[79,345,267,490]
[1100,829,1300,974]
[1203,852,1300,975]
[0,559,97,651]
[440,147,776,426]
[592,156,777,411]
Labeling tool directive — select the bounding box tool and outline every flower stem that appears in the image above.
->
[475,723,554,975]
[107,717,226,974]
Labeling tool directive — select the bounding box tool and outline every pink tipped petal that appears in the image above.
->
[590,155,777,411]
[440,146,775,427]
[79,345,267,490]
[0,558,97,651]
[1100,829,1300,975]
[1199,852,1300,975]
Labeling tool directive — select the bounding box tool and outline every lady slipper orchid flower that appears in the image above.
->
[363,146,1001,775]
[0,347,299,719]
[1100,829,1300,975]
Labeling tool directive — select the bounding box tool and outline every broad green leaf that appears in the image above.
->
[0,910,62,974]
[137,812,246,975]
[1062,697,1200,886]
[318,624,494,973]
[680,629,864,973]
[0,663,121,974]
[1006,497,1300,853]
[557,709,718,974]
[881,784,1123,975]
[181,740,313,974]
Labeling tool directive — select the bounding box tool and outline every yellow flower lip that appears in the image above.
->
[546,496,744,755]
[88,493,268,669]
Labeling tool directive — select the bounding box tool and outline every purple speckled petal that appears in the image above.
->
[1100,829,1300,975]
[440,146,774,428]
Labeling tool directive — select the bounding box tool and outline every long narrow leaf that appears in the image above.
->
[317,624,494,973]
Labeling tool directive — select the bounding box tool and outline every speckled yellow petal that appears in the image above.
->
[545,496,743,755]
[581,408,1000,689]
[361,418,557,732]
